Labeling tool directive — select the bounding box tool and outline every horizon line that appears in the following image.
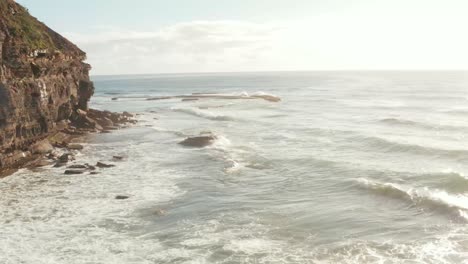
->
[91,69,468,77]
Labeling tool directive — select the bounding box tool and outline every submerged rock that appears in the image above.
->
[96,162,115,168]
[67,164,87,169]
[64,170,85,175]
[179,135,217,148]
[112,156,125,161]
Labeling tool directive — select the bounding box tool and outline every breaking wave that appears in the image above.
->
[171,107,235,121]
[355,135,468,160]
[379,118,468,131]
[354,178,468,221]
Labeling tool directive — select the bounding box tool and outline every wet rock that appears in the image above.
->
[115,195,129,200]
[67,144,84,150]
[59,153,72,163]
[122,111,133,117]
[64,170,84,175]
[67,164,87,169]
[31,159,53,168]
[96,162,115,168]
[98,117,114,128]
[179,135,217,148]
[90,171,99,175]
[111,97,118,101]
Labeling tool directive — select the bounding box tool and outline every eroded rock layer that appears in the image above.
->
[0,0,94,170]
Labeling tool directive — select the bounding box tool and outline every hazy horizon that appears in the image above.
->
[16,0,468,75]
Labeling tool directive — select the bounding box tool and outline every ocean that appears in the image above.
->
[1,71,468,263]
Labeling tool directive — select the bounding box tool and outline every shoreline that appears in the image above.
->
[0,108,137,178]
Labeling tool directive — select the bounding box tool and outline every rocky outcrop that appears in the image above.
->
[179,135,218,148]
[0,0,135,174]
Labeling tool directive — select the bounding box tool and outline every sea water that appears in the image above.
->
[1,71,468,263]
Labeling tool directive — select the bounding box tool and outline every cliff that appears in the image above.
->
[0,0,132,174]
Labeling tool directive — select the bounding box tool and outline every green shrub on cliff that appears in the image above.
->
[0,0,56,49]
[1,0,88,57]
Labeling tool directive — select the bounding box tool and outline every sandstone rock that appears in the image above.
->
[31,159,53,168]
[55,120,69,131]
[31,140,54,154]
[96,162,115,168]
[76,109,87,117]
[179,135,217,148]
[0,1,95,171]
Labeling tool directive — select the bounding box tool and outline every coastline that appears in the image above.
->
[0,108,137,178]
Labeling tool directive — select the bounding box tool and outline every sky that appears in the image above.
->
[16,0,468,75]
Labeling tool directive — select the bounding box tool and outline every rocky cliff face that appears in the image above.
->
[0,0,95,170]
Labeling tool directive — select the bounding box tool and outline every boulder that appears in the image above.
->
[59,153,72,163]
[55,120,69,131]
[179,135,217,148]
[31,140,54,154]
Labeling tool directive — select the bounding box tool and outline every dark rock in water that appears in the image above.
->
[111,97,118,101]
[54,162,66,168]
[90,171,99,175]
[122,111,133,117]
[96,162,115,168]
[59,153,72,163]
[67,164,87,169]
[64,170,84,175]
[179,135,217,148]
[67,144,84,150]
[115,195,129,200]
[85,164,96,170]
[113,156,125,161]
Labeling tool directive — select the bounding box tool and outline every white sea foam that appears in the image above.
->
[172,107,234,121]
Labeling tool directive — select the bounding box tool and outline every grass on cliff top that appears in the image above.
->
[0,0,56,50]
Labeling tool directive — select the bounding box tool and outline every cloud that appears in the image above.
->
[66,15,468,75]
[66,21,278,75]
